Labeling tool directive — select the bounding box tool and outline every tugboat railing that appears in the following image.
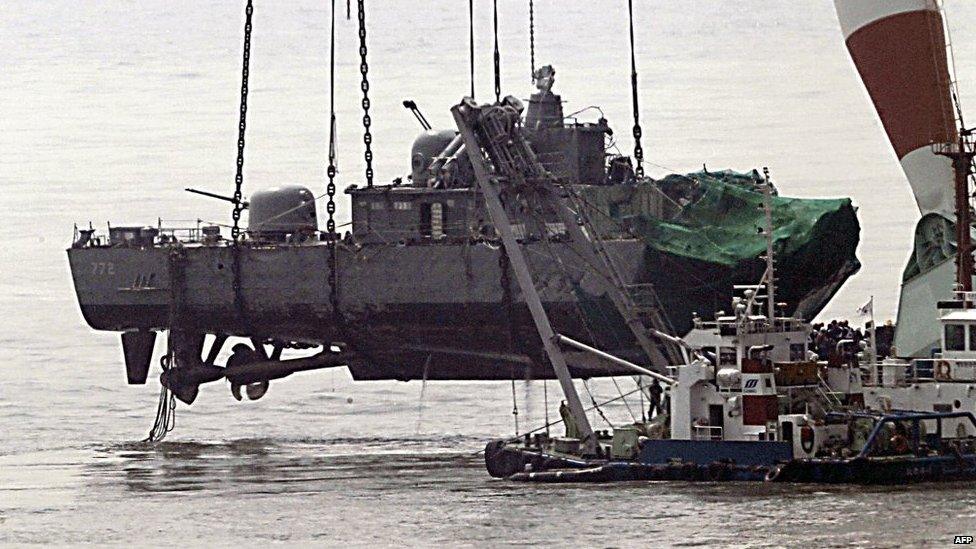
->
[691,425,723,441]
[815,373,844,410]
[868,358,976,386]
[853,411,976,459]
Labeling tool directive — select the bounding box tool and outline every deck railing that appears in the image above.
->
[692,425,723,441]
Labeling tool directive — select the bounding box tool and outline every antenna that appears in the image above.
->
[935,132,976,292]
[402,100,432,130]
[185,188,249,208]
[761,167,776,320]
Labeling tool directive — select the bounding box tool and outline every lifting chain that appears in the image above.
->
[627,0,645,179]
[327,0,338,238]
[529,0,536,79]
[493,0,501,103]
[232,0,254,241]
[469,0,475,99]
[327,0,341,317]
[357,0,374,188]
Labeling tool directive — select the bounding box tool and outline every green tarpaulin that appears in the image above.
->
[577,168,861,331]
[626,169,856,268]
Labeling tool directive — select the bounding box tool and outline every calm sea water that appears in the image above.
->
[2,0,976,546]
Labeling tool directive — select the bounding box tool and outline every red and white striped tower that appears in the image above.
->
[835,0,959,218]
[835,0,965,357]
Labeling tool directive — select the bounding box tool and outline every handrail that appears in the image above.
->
[692,425,723,441]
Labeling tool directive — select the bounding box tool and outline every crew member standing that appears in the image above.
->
[559,400,580,439]
[648,379,664,418]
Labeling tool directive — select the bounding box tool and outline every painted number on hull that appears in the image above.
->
[132,273,157,288]
[91,262,115,275]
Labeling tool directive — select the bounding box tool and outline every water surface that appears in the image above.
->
[2,0,975,545]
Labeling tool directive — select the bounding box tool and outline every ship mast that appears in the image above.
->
[761,167,776,320]
[937,131,976,295]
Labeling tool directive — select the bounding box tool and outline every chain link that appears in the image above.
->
[357,0,374,187]
[469,0,475,99]
[232,0,254,241]
[627,0,644,178]
[529,0,536,80]
[328,0,340,314]
[493,0,501,102]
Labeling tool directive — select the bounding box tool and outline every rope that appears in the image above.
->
[357,0,374,187]
[529,0,536,79]
[583,379,615,428]
[146,248,188,443]
[231,0,254,241]
[145,349,177,442]
[415,354,432,434]
[626,0,644,178]
[466,384,649,457]
[566,178,730,297]
[493,0,501,102]
[524,205,638,422]
[638,377,646,422]
[469,0,476,99]
[543,378,550,435]
[510,376,520,435]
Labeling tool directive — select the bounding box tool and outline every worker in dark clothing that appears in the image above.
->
[648,379,664,418]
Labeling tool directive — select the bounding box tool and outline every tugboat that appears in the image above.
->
[485,275,976,485]
[768,410,976,484]
[862,276,976,440]
[465,92,976,483]
[494,407,976,484]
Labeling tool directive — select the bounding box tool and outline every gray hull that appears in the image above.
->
[68,236,853,380]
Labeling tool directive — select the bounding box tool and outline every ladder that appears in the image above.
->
[566,190,685,366]
[459,98,685,370]
[815,373,844,410]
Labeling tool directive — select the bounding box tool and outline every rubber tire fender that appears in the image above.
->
[484,440,523,478]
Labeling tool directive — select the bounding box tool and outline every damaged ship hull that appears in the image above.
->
[68,230,858,381]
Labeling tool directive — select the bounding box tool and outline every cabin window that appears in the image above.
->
[719,347,736,366]
[968,325,976,352]
[945,323,965,351]
[370,201,385,210]
[393,201,412,210]
[789,343,805,361]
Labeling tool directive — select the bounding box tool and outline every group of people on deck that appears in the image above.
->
[809,320,865,360]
